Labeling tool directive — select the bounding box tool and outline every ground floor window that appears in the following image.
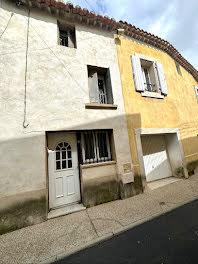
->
[81,130,112,164]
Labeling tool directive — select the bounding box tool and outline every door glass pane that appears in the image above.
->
[56,146,60,151]
[56,152,60,160]
[68,160,72,168]
[62,151,66,159]
[62,160,67,169]
[56,161,61,170]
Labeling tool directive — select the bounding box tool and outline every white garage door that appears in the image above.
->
[141,135,172,182]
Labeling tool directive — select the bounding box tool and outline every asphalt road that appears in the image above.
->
[55,199,198,264]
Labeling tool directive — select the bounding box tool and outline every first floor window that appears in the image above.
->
[88,66,114,105]
[131,54,168,96]
[82,130,112,164]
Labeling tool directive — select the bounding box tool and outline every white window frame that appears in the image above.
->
[81,131,111,164]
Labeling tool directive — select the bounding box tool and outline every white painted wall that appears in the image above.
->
[0,1,132,199]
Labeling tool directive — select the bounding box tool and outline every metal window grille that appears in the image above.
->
[82,130,112,164]
[144,83,156,92]
[98,78,107,104]
[143,68,155,92]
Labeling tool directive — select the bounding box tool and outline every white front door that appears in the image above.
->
[141,135,172,182]
[48,132,81,209]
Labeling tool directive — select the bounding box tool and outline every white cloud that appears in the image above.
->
[70,0,198,70]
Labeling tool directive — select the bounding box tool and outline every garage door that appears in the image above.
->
[141,135,172,182]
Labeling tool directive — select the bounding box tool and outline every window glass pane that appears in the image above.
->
[68,151,71,159]
[56,152,60,160]
[56,146,60,151]
[56,161,61,170]
[62,160,66,169]
[67,145,71,150]
[62,151,66,159]
[98,132,108,158]
[59,143,63,147]
[64,142,68,148]
[68,160,72,168]
[84,133,95,160]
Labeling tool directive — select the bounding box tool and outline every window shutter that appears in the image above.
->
[131,55,145,92]
[194,85,198,102]
[88,71,99,103]
[105,68,114,104]
[67,29,74,48]
[156,62,168,95]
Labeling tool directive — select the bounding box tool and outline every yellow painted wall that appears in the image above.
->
[116,35,198,176]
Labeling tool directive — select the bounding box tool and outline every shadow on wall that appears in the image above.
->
[0,110,198,235]
[0,113,142,235]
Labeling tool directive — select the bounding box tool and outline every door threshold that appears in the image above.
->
[145,177,182,191]
[47,203,86,220]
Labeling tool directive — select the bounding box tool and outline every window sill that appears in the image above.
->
[141,91,164,99]
[85,103,118,110]
[80,160,116,169]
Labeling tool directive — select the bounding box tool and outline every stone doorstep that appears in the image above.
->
[47,203,86,219]
[145,177,182,191]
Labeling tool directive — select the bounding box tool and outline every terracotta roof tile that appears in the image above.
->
[18,0,198,82]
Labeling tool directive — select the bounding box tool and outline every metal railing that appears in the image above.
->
[59,35,68,47]
[144,83,156,92]
[99,90,107,104]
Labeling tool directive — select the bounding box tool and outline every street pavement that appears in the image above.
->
[55,199,198,264]
[1,175,198,264]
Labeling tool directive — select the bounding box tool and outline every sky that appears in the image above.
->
[70,0,198,70]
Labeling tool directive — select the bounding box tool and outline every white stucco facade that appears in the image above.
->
[0,0,133,225]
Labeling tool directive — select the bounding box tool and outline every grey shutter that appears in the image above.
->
[105,68,114,104]
[194,85,198,102]
[88,71,99,103]
[131,55,145,92]
[156,61,168,95]
[68,29,74,48]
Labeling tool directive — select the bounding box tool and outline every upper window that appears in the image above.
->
[81,130,112,164]
[87,66,114,105]
[131,54,168,97]
[58,21,76,48]
[175,61,182,76]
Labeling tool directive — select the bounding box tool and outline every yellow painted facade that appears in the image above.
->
[116,35,198,177]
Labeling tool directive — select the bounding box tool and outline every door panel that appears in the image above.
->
[48,132,80,209]
[141,135,172,182]
[66,175,75,196]
[55,176,64,198]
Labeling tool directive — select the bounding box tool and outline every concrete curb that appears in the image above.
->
[39,195,198,264]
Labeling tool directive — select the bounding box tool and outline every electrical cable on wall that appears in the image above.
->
[0,12,14,40]
[23,8,30,128]
[84,0,96,13]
